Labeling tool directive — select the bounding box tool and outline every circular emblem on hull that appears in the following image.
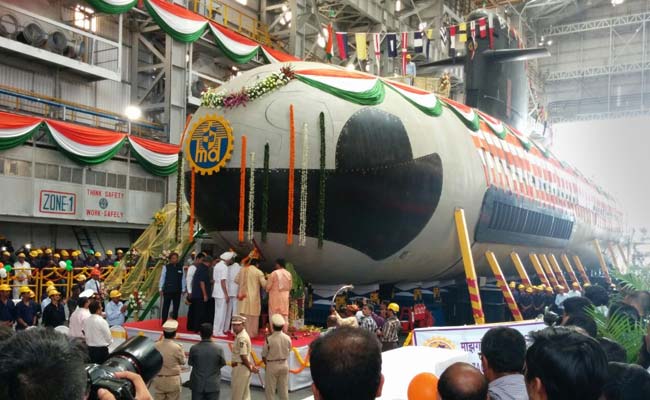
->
[423,336,456,349]
[185,115,235,175]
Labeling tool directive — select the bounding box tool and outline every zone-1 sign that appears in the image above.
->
[39,190,76,215]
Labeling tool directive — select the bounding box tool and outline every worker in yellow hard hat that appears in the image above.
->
[60,249,69,258]
[42,288,65,328]
[45,248,52,255]
[106,289,127,326]
[116,249,124,261]
[15,285,36,330]
[0,283,15,326]
[380,303,401,351]
[509,281,517,289]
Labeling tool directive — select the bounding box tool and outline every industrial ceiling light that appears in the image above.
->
[418,22,427,31]
[395,0,401,12]
[546,39,553,45]
[611,0,624,5]
[124,105,142,121]
[236,0,247,5]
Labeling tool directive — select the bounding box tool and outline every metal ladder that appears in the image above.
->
[72,227,95,256]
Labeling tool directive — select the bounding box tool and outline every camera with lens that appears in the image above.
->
[543,306,562,327]
[86,336,162,400]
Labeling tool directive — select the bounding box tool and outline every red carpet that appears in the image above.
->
[124,317,319,347]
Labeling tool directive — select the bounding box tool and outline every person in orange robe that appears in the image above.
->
[266,259,293,331]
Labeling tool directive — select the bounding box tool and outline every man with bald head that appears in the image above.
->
[438,362,489,400]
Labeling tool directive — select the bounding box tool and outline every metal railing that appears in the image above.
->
[191,0,273,47]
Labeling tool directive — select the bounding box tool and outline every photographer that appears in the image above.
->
[0,327,154,400]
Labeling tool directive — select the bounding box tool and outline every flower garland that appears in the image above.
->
[127,290,146,313]
[317,112,327,248]
[201,66,296,109]
[174,151,183,242]
[261,143,270,242]
[153,211,166,227]
[298,123,309,247]
[189,168,196,241]
[287,105,296,245]
[238,135,247,243]
[247,152,256,242]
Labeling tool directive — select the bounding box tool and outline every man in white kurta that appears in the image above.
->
[212,252,233,336]
[225,259,242,334]
[12,253,31,299]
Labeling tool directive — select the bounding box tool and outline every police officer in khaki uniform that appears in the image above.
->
[262,314,291,400]
[152,319,186,400]
[231,315,258,400]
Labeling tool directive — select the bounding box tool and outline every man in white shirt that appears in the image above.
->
[212,251,233,337]
[13,253,31,299]
[186,252,203,298]
[568,282,582,298]
[85,269,105,302]
[69,296,91,339]
[225,255,242,333]
[83,300,113,363]
[105,290,127,327]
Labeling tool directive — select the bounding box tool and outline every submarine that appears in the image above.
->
[183,10,623,285]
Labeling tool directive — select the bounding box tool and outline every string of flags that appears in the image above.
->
[325,14,524,66]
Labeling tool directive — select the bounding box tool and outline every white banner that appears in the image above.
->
[413,320,546,370]
[84,186,126,222]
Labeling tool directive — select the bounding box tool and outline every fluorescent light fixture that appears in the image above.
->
[546,39,553,45]
[317,34,326,48]
[611,0,624,5]
[395,0,401,12]
[236,0,247,5]
[418,22,427,31]
[124,105,142,121]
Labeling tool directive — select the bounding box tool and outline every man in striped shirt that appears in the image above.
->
[380,303,400,351]
[359,304,378,335]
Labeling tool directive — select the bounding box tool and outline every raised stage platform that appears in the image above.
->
[123,317,316,391]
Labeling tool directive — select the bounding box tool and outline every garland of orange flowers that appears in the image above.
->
[238,135,247,243]
[189,168,195,241]
[287,104,295,245]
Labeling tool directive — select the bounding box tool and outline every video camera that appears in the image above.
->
[543,306,562,327]
[86,336,162,400]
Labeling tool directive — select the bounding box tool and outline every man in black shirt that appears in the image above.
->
[188,256,212,332]
[0,284,15,327]
[42,289,66,328]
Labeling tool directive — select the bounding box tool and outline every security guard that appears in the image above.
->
[262,314,291,400]
[152,319,186,400]
[231,315,258,400]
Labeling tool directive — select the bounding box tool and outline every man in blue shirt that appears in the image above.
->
[105,289,127,327]
[15,286,36,330]
[158,252,186,324]
[0,283,15,327]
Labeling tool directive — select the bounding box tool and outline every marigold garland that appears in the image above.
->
[261,143,270,242]
[175,151,183,242]
[317,112,327,248]
[201,66,295,109]
[298,123,309,247]
[247,152,256,242]
[239,136,247,243]
[287,105,295,245]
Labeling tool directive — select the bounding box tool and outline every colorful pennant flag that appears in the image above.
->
[458,22,467,43]
[355,32,368,60]
[449,25,456,57]
[373,33,381,70]
[386,33,397,57]
[488,15,495,49]
[336,32,348,59]
[414,31,423,53]
[401,32,408,75]
[479,17,487,38]
[325,23,334,60]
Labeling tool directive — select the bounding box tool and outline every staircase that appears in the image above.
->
[72,227,95,255]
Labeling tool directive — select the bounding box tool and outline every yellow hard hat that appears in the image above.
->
[29,251,38,258]
[53,253,60,259]
[29,290,35,298]
[61,250,69,257]
[387,303,399,313]
[109,290,121,299]
[517,284,525,290]
[49,289,61,296]
[94,252,101,257]
[45,281,55,287]
[545,287,553,293]
[509,281,516,288]
[36,249,43,255]
[526,287,533,293]
[117,249,124,254]
[47,286,57,295]
[45,248,52,255]
[106,250,113,256]
[556,285,565,291]
[584,283,592,288]
[1,251,9,256]
[19,286,30,294]
[17,253,25,258]
[0,284,11,291]
[572,282,580,288]
[540,284,547,289]
[75,274,87,282]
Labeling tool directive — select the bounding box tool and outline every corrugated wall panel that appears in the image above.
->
[96,80,131,114]
[0,64,34,92]
[60,79,94,108]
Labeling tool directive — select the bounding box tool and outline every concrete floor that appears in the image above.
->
[178,382,313,399]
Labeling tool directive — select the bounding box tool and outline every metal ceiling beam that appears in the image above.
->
[545,62,650,81]
[550,108,650,123]
[541,12,650,37]
[329,0,409,30]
